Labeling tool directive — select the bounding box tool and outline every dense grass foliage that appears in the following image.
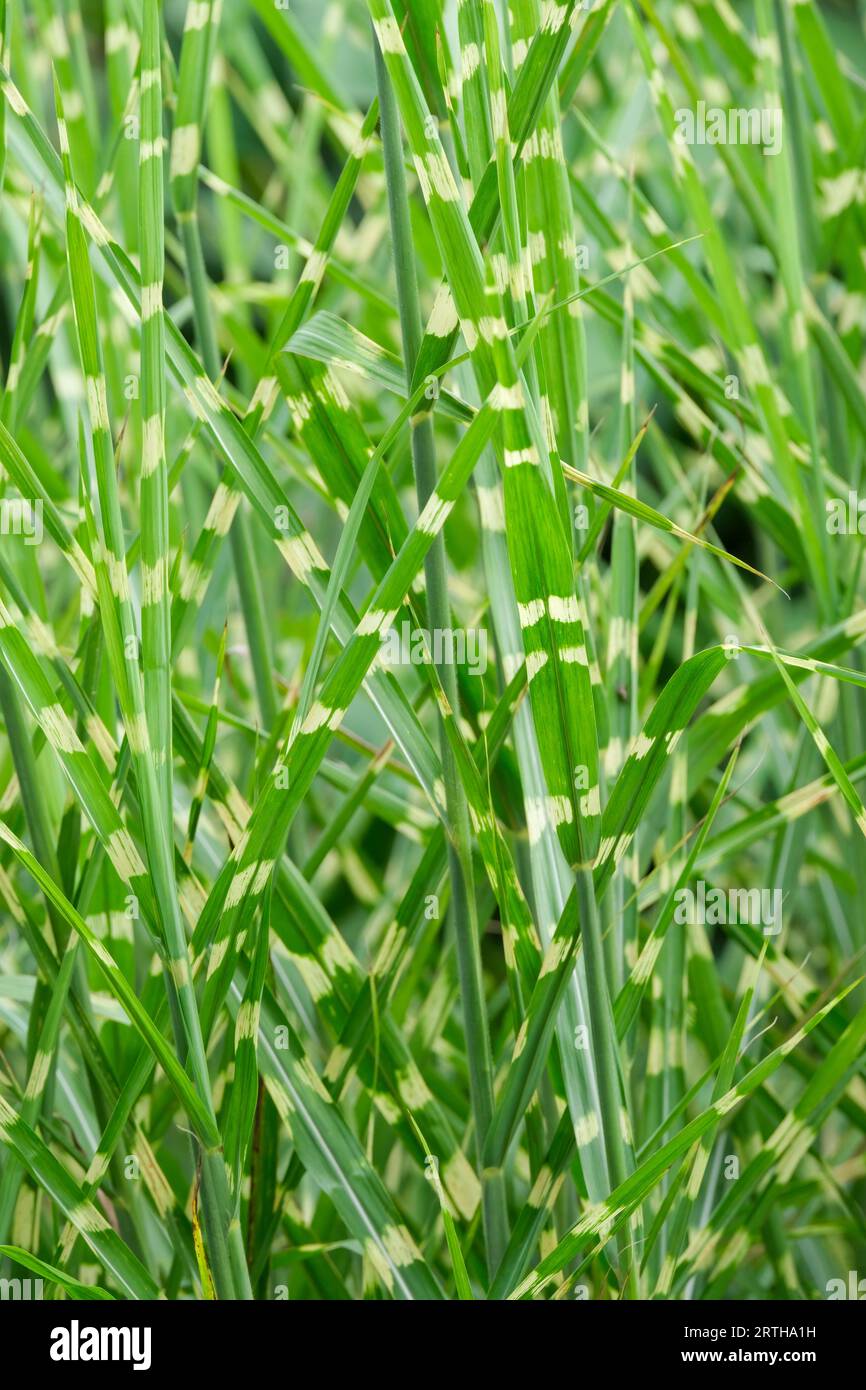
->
[0,0,865,1301]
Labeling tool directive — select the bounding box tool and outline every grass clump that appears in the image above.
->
[0,0,864,1301]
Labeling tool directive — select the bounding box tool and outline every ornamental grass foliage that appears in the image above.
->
[0,0,864,1303]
